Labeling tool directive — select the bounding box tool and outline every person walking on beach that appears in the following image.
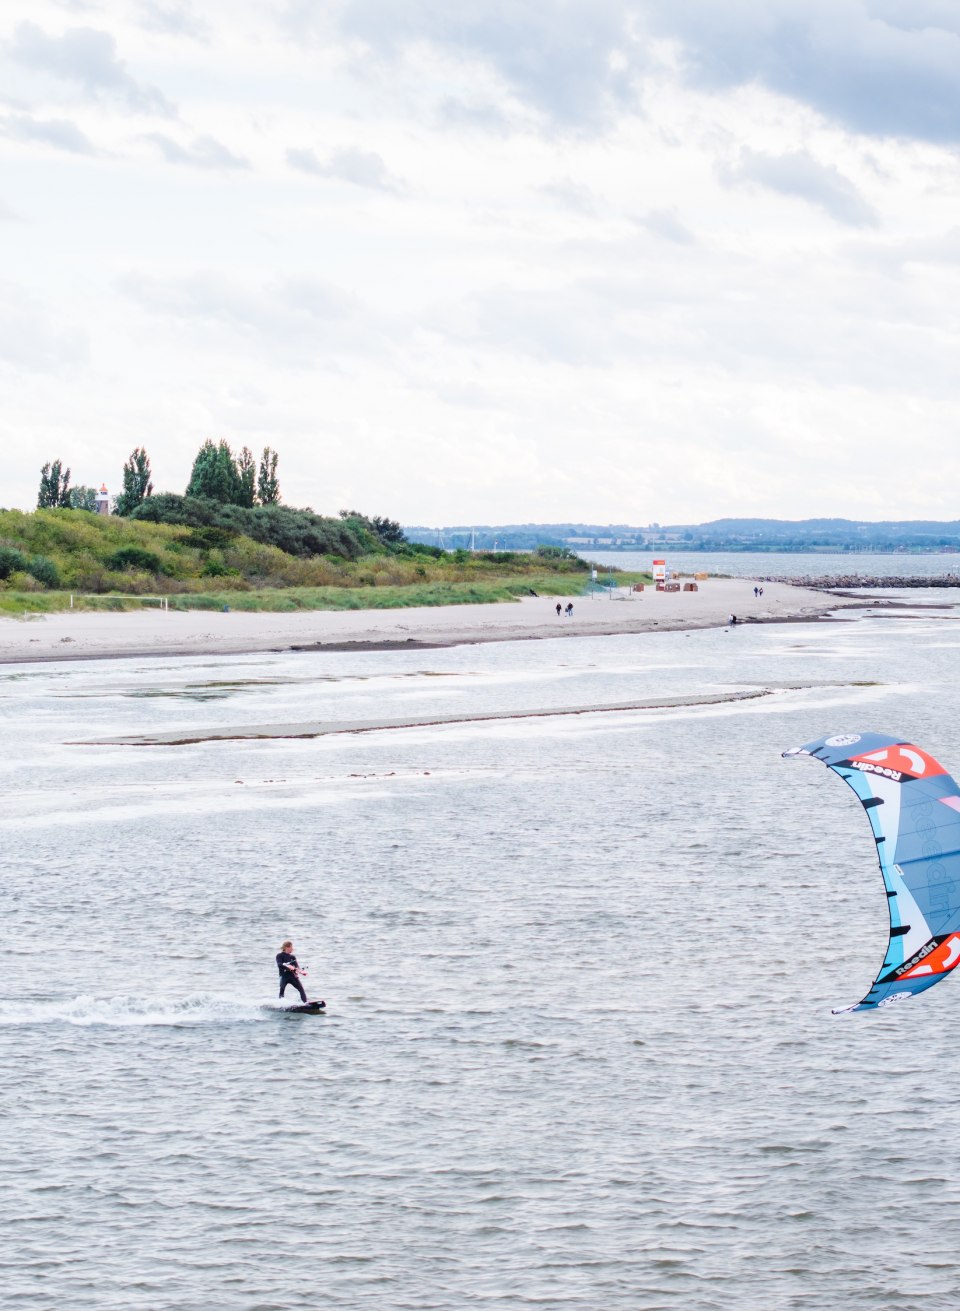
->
[556,602,562,617]
[753,586,759,598]
[276,940,308,1003]
[565,602,574,618]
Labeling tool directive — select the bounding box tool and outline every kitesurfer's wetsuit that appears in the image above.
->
[277,950,307,1002]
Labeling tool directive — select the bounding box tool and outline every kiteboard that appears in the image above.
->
[284,999,326,1014]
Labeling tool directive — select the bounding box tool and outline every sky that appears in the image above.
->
[3,1,960,524]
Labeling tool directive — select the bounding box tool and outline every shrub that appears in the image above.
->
[0,546,29,579]
[202,552,230,577]
[104,546,164,573]
[130,495,373,560]
[75,567,112,593]
[184,526,236,551]
[8,570,42,591]
[27,555,60,588]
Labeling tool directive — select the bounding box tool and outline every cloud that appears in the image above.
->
[134,2,209,41]
[436,98,512,134]
[1,111,96,155]
[635,208,695,244]
[7,22,174,115]
[540,178,596,214]
[0,198,23,223]
[116,270,381,360]
[719,148,878,227]
[0,282,86,371]
[643,0,960,143]
[286,146,400,192]
[145,133,248,169]
[283,0,645,130]
[436,280,642,367]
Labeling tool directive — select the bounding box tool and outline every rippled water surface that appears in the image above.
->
[4,605,960,1309]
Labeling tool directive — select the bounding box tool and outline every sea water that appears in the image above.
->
[590,548,960,580]
[3,598,960,1309]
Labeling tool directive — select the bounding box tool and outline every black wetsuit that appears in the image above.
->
[277,951,307,1002]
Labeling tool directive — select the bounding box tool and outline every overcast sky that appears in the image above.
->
[3,1,960,524]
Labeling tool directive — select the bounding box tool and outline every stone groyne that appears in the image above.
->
[760,575,960,590]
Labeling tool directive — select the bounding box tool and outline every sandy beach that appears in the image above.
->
[0,579,856,665]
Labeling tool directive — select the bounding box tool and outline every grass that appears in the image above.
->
[0,573,652,615]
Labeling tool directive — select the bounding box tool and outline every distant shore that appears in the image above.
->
[0,579,868,665]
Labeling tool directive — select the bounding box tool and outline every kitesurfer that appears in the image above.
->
[276,940,308,1003]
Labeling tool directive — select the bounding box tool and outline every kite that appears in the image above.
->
[784,732,960,1012]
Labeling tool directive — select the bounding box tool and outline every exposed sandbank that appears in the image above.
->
[78,687,787,746]
[0,578,862,666]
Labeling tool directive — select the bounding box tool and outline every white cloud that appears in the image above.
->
[7,21,174,114]
[642,0,960,144]
[3,0,960,521]
[145,132,247,169]
[719,148,878,228]
[134,2,209,41]
[634,208,694,244]
[540,178,596,214]
[1,110,97,153]
[286,145,400,192]
[283,0,645,131]
[115,269,383,363]
[0,281,87,371]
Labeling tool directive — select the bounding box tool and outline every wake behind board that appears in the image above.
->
[284,999,326,1014]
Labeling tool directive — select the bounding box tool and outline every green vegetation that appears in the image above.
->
[0,506,615,613]
[38,460,72,509]
[69,486,99,512]
[114,448,153,517]
[185,440,280,508]
[130,495,376,559]
[257,448,280,505]
[9,438,638,616]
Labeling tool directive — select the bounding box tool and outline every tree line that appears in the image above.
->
[38,441,280,516]
[34,440,406,556]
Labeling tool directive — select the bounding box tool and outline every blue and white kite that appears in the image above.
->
[784,732,960,1013]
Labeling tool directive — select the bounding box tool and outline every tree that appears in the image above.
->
[69,485,99,512]
[114,447,154,517]
[186,439,242,504]
[372,515,406,546]
[257,446,280,505]
[38,460,71,509]
[236,446,256,508]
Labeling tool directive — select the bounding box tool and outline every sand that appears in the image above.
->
[0,579,857,666]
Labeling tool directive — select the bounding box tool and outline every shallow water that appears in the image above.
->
[4,604,960,1308]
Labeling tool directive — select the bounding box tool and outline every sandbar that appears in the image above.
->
[0,579,859,666]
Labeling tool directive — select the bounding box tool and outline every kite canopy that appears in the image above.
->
[784,733,960,1013]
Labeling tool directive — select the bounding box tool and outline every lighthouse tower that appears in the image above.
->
[95,484,110,516]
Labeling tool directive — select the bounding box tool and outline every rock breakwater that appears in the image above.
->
[761,575,960,590]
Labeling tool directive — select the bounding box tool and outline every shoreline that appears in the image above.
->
[0,580,869,666]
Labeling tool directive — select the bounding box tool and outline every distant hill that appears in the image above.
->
[404,519,960,553]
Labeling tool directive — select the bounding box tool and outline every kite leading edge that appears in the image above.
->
[784,732,960,1013]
